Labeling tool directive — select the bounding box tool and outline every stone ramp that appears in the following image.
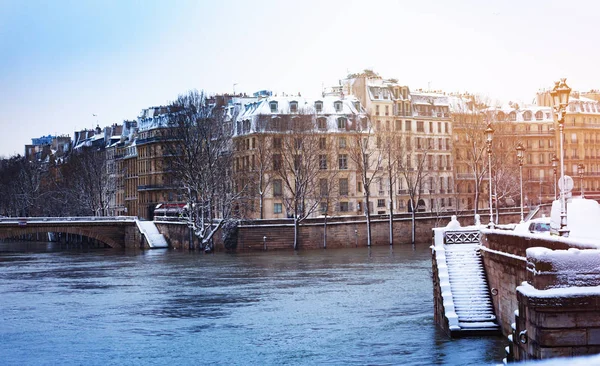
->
[444,243,499,335]
[136,220,168,248]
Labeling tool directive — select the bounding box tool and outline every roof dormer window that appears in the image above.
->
[290,101,298,113]
[315,101,323,113]
[270,101,278,113]
[334,101,343,112]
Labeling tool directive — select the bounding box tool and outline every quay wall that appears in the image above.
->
[480,231,600,362]
[157,211,522,250]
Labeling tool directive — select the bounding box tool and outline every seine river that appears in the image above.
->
[0,241,505,365]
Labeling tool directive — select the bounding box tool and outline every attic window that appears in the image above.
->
[535,111,543,121]
[353,101,361,111]
[315,101,323,113]
[509,111,516,121]
[290,101,298,113]
[334,101,343,112]
[523,111,532,121]
[317,117,327,130]
[270,101,278,113]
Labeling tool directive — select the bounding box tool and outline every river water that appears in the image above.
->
[0,242,506,365]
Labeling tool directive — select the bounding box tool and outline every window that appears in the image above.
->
[320,178,328,197]
[571,133,577,143]
[535,111,543,121]
[385,105,389,116]
[273,154,282,170]
[339,178,349,196]
[417,121,424,132]
[337,117,347,129]
[319,154,327,170]
[294,155,302,170]
[353,101,360,111]
[376,105,380,115]
[334,101,343,112]
[319,137,327,149]
[338,137,347,148]
[273,137,282,149]
[320,202,328,213]
[273,179,282,196]
[405,120,412,132]
[290,101,298,113]
[295,138,302,149]
[429,122,433,133]
[396,120,402,131]
[509,111,516,121]
[339,202,349,212]
[315,101,323,113]
[270,101,278,113]
[338,154,348,169]
[274,203,282,214]
[377,199,385,208]
[317,117,327,130]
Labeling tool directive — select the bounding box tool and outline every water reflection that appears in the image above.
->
[0,242,506,365]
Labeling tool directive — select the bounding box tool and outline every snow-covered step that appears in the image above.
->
[442,242,500,335]
[136,220,169,248]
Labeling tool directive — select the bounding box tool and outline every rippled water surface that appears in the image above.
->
[0,242,505,365]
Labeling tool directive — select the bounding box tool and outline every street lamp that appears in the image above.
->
[551,154,559,200]
[578,163,585,198]
[516,143,525,223]
[485,123,495,228]
[549,78,571,236]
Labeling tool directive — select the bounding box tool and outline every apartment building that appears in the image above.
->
[232,94,369,219]
[537,90,600,198]
[344,73,455,213]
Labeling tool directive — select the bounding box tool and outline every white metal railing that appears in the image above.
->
[0,216,138,223]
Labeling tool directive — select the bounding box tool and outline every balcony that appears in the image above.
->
[137,184,173,191]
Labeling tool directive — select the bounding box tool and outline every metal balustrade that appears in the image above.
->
[444,230,481,244]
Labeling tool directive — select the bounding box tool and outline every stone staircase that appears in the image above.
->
[136,220,168,248]
[444,243,499,334]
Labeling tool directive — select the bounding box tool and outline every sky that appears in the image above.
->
[1,0,599,157]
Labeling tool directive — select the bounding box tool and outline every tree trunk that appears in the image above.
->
[389,173,394,245]
[323,215,327,249]
[293,216,299,250]
[365,191,372,247]
[411,209,416,244]
[259,193,264,220]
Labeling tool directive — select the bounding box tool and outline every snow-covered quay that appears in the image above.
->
[432,198,600,363]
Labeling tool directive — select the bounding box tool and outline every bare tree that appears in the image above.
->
[348,123,381,247]
[377,127,403,246]
[249,134,273,219]
[165,90,239,250]
[65,147,116,216]
[452,98,490,216]
[273,116,321,250]
[397,134,430,244]
[316,135,340,248]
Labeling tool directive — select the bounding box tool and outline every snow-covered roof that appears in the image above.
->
[234,96,368,136]
[484,105,554,123]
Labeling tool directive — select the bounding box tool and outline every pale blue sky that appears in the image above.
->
[1,0,598,157]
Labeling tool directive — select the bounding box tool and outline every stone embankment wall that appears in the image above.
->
[481,232,600,362]
[481,232,573,336]
[157,211,521,250]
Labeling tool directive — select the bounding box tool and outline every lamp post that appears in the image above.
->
[578,163,585,198]
[551,154,559,200]
[485,123,495,228]
[516,143,525,223]
[549,78,571,236]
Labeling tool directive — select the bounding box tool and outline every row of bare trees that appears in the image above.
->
[0,147,116,218]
